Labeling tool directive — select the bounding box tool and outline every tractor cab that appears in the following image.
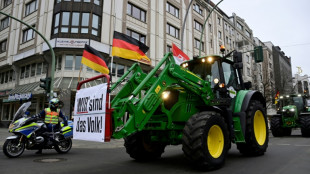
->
[180,50,247,101]
[277,94,306,114]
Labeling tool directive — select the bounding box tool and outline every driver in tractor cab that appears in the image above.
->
[36,98,68,154]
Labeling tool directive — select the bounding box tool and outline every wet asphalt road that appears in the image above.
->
[0,129,309,174]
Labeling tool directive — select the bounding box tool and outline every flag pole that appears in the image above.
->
[78,64,82,82]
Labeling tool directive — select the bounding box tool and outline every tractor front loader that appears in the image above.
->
[80,50,268,170]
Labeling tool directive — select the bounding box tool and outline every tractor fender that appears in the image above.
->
[240,90,266,113]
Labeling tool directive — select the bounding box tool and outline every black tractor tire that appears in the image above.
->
[54,138,72,154]
[270,116,284,137]
[124,131,166,161]
[182,111,230,170]
[3,139,25,158]
[236,100,268,156]
[300,115,310,137]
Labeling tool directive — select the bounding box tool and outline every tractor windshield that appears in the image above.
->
[281,96,304,112]
[187,58,220,88]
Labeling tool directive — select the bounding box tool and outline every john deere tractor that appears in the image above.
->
[271,94,310,137]
[80,49,268,170]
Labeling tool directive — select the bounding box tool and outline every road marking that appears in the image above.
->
[277,144,290,146]
[295,144,310,147]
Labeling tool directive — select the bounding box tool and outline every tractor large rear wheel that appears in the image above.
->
[237,101,268,156]
[182,112,229,170]
[124,131,166,161]
[300,115,310,137]
[270,116,284,137]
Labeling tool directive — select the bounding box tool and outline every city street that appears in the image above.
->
[0,129,310,174]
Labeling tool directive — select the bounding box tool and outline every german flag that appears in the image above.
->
[112,31,150,61]
[81,45,109,74]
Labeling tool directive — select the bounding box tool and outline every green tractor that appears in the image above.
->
[79,49,268,170]
[271,94,310,137]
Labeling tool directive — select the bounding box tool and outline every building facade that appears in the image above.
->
[0,0,275,126]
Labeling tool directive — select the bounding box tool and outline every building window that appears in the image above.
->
[36,63,42,75]
[210,39,213,48]
[75,55,82,70]
[246,55,250,63]
[127,3,146,22]
[57,56,62,70]
[166,23,179,39]
[0,17,9,30]
[218,31,222,39]
[71,12,79,33]
[237,22,243,30]
[208,24,212,33]
[25,65,30,78]
[94,0,100,5]
[194,38,204,51]
[0,40,7,53]
[117,64,124,77]
[166,45,171,53]
[22,26,35,43]
[65,55,74,70]
[2,0,12,8]
[81,13,90,33]
[53,12,100,36]
[166,2,179,18]
[53,13,60,34]
[217,17,221,25]
[25,0,38,16]
[245,30,251,38]
[193,4,202,15]
[194,20,202,32]
[31,63,36,77]
[126,29,146,44]
[92,14,99,36]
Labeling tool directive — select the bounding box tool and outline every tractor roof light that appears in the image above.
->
[202,58,205,63]
[220,45,225,53]
[280,96,283,99]
[298,94,302,97]
[286,95,289,98]
[289,108,295,112]
[219,83,225,88]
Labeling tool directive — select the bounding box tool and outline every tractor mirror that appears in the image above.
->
[244,81,252,90]
[233,51,242,63]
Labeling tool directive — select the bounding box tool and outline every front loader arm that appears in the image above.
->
[111,53,214,139]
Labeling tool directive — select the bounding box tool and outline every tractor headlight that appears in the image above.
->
[162,91,170,100]
[289,108,295,112]
[282,109,286,112]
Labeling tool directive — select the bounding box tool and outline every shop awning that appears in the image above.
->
[8,82,40,95]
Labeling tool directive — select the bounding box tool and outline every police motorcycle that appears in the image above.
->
[3,101,73,158]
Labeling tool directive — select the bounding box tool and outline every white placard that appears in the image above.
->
[74,83,107,115]
[73,83,107,142]
[74,113,106,142]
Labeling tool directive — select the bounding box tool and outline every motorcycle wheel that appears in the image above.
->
[54,138,72,154]
[3,139,25,158]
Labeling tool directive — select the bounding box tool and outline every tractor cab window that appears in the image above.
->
[222,62,238,89]
[188,58,220,88]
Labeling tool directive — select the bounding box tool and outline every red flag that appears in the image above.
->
[172,43,190,65]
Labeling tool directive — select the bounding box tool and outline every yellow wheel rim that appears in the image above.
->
[207,125,224,158]
[253,110,267,145]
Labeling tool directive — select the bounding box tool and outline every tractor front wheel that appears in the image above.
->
[182,112,229,170]
[237,100,268,156]
[124,131,166,161]
[300,115,310,137]
[270,116,284,137]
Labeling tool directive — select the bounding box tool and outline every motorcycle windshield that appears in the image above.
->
[12,102,31,122]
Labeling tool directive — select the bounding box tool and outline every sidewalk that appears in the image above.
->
[0,128,125,150]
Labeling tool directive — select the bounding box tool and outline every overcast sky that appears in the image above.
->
[219,0,310,77]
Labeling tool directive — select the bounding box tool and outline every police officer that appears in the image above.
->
[36,98,68,154]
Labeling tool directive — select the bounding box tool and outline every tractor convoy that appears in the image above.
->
[271,94,310,137]
[88,49,269,170]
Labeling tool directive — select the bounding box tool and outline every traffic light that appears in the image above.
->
[254,46,263,63]
[40,77,51,93]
